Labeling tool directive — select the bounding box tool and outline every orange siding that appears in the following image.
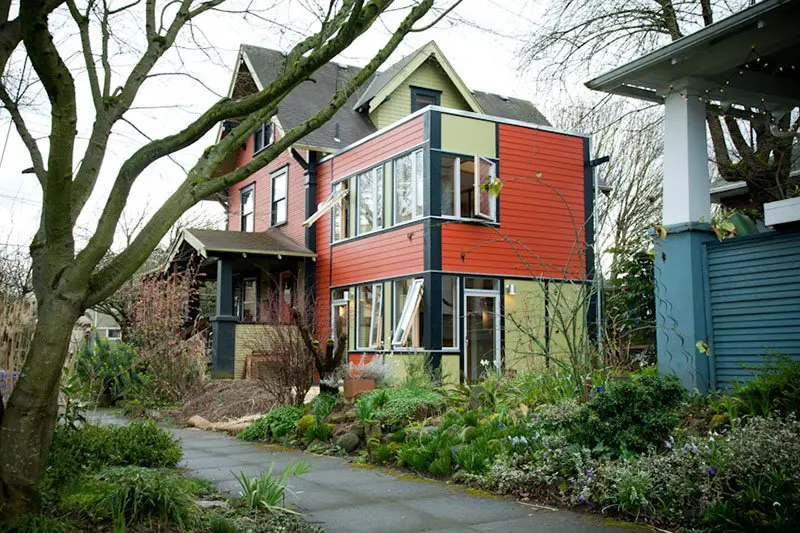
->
[314,116,425,338]
[227,129,307,244]
[441,124,586,279]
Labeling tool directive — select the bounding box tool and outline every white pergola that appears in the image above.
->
[586,0,800,391]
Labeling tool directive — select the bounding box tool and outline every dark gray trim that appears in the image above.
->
[411,86,441,112]
[212,257,236,378]
[304,151,319,252]
[583,138,598,345]
[544,279,551,366]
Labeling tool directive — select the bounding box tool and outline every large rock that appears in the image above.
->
[336,432,361,453]
[188,415,212,429]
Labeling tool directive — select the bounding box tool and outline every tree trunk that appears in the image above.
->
[0,297,82,519]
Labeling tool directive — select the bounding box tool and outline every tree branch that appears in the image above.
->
[0,82,46,183]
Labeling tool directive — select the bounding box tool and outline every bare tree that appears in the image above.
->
[519,0,797,206]
[0,0,455,516]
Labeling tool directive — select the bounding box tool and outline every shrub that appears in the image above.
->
[359,388,445,424]
[429,454,453,478]
[233,461,311,512]
[44,422,182,495]
[65,466,200,528]
[733,355,800,417]
[307,391,338,418]
[370,443,394,464]
[248,324,314,407]
[2,515,77,533]
[503,368,578,407]
[574,372,686,455]
[73,335,145,406]
[239,406,304,441]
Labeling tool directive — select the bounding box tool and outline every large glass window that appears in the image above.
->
[357,167,383,235]
[331,288,350,350]
[331,180,350,242]
[271,168,288,226]
[357,284,383,349]
[442,276,458,349]
[392,278,424,348]
[393,149,424,223]
[441,155,497,221]
[240,184,254,232]
[235,278,257,322]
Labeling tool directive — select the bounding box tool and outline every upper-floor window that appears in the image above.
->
[240,183,254,232]
[394,149,424,224]
[357,166,384,235]
[411,87,440,112]
[253,122,273,154]
[271,167,288,226]
[441,154,497,221]
[331,180,350,242]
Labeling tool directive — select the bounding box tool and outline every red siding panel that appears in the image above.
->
[441,124,586,280]
[314,116,425,338]
[227,130,307,244]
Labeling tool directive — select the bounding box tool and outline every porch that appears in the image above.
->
[168,228,315,378]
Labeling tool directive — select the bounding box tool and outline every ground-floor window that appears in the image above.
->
[331,288,350,349]
[442,276,459,349]
[235,277,258,322]
[392,278,424,348]
[357,284,383,349]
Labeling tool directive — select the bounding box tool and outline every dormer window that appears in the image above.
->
[253,122,273,154]
[411,87,440,112]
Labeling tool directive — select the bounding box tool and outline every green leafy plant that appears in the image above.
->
[574,372,686,455]
[232,461,311,513]
[359,388,445,425]
[239,406,304,442]
[733,354,800,417]
[307,392,337,418]
[74,334,146,406]
[355,395,375,422]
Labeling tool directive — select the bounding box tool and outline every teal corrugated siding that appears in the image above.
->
[705,231,800,388]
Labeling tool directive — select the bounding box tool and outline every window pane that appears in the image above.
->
[254,129,263,152]
[375,167,384,228]
[273,199,287,226]
[332,182,349,241]
[242,279,257,322]
[465,277,497,290]
[414,150,424,217]
[442,276,458,348]
[393,278,423,348]
[459,158,474,218]
[358,284,382,349]
[394,154,413,223]
[241,188,253,215]
[273,172,287,200]
[441,156,456,216]
[476,157,495,219]
[358,170,375,234]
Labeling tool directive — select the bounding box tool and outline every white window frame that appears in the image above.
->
[357,166,383,235]
[474,155,497,221]
[304,186,349,228]
[253,122,274,154]
[331,289,349,351]
[271,167,288,226]
[393,149,423,224]
[357,284,383,350]
[392,278,424,347]
[240,184,254,232]
[330,180,350,242]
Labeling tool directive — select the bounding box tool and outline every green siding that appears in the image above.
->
[370,58,472,129]
[441,115,496,158]
[504,280,548,372]
[706,231,800,388]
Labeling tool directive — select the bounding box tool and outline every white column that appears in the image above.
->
[662,89,710,225]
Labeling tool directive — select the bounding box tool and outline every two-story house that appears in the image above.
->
[167,41,595,382]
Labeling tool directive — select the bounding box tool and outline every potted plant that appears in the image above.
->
[343,358,386,398]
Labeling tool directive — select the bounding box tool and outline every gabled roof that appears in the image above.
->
[353,41,482,114]
[241,45,376,151]
[236,42,550,152]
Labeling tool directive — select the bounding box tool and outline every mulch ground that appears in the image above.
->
[178,379,275,423]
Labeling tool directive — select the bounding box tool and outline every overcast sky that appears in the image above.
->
[0,0,605,251]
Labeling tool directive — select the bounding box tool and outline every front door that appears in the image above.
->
[464,291,500,381]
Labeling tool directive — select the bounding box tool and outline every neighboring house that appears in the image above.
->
[586,0,800,392]
[70,310,122,353]
[168,41,595,381]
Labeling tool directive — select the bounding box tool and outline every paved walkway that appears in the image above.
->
[93,412,644,533]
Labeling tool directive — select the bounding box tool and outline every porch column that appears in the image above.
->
[655,86,716,392]
[211,257,236,378]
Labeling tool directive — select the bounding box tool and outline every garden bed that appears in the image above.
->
[178,379,276,423]
[233,358,800,532]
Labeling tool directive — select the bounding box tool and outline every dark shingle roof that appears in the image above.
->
[239,44,551,151]
[242,45,376,151]
[183,228,314,258]
[472,91,551,126]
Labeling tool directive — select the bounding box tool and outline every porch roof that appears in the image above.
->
[175,228,315,260]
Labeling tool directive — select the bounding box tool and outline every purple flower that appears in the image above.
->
[586,470,593,478]
[577,494,585,503]
[596,385,605,393]
[706,466,718,478]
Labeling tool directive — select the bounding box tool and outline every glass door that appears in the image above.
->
[464,291,500,382]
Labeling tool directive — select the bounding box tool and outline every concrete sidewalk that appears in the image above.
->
[92,412,644,533]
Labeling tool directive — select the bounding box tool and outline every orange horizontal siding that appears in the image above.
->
[331,224,424,286]
[441,124,586,280]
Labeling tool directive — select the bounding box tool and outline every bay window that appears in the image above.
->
[357,284,383,349]
[393,149,424,223]
[357,167,383,235]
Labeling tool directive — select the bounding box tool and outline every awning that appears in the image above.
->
[166,228,315,268]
